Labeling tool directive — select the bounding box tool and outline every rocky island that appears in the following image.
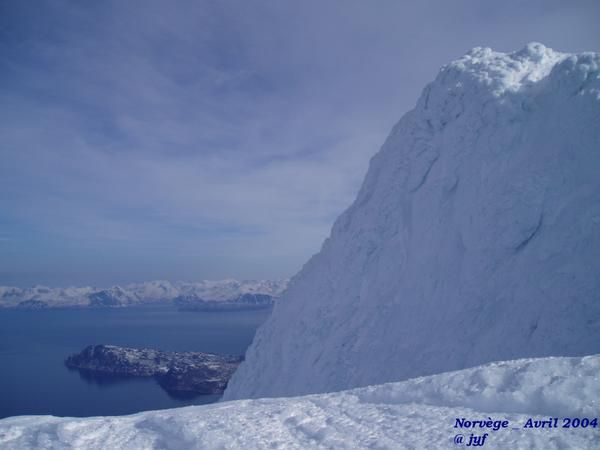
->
[65,345,243,396]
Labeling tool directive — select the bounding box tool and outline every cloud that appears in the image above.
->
[0,0,599,286]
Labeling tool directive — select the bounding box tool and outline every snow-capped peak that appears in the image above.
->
[450,43,566,95]
[224,44,600,400]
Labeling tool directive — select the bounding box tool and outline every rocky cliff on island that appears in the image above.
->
[65,345,243,396]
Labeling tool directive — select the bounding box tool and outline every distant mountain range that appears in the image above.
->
[0,279,288,310]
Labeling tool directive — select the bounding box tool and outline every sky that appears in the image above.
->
[1,0,599,287]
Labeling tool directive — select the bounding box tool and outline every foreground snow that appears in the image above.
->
[1,355,599,449]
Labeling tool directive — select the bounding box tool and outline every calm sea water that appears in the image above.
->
[0,306,270,419]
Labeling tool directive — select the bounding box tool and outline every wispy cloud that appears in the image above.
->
[0,0,598,286]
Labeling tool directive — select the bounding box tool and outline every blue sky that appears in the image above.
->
[1,0,599,287]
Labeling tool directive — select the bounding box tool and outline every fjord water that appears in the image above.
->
[0,306,270,418]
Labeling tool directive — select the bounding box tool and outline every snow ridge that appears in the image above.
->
[224,43,600,400]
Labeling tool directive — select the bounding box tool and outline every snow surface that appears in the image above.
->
[225,43,600,400]
[0,279,287,308]
[1,355,599,449]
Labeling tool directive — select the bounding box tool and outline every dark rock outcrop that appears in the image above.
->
[65,345,242,395]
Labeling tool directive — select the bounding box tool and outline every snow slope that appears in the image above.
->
[1,354,599,449]
[225,43,600,400]
[0,279,287,309]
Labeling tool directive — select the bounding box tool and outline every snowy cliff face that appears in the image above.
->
[224,43,600,400]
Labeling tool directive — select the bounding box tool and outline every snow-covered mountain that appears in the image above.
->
[0,285,95,308]
[224,43,600,400]
[0,279,287,309]
[1,354,599,449]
